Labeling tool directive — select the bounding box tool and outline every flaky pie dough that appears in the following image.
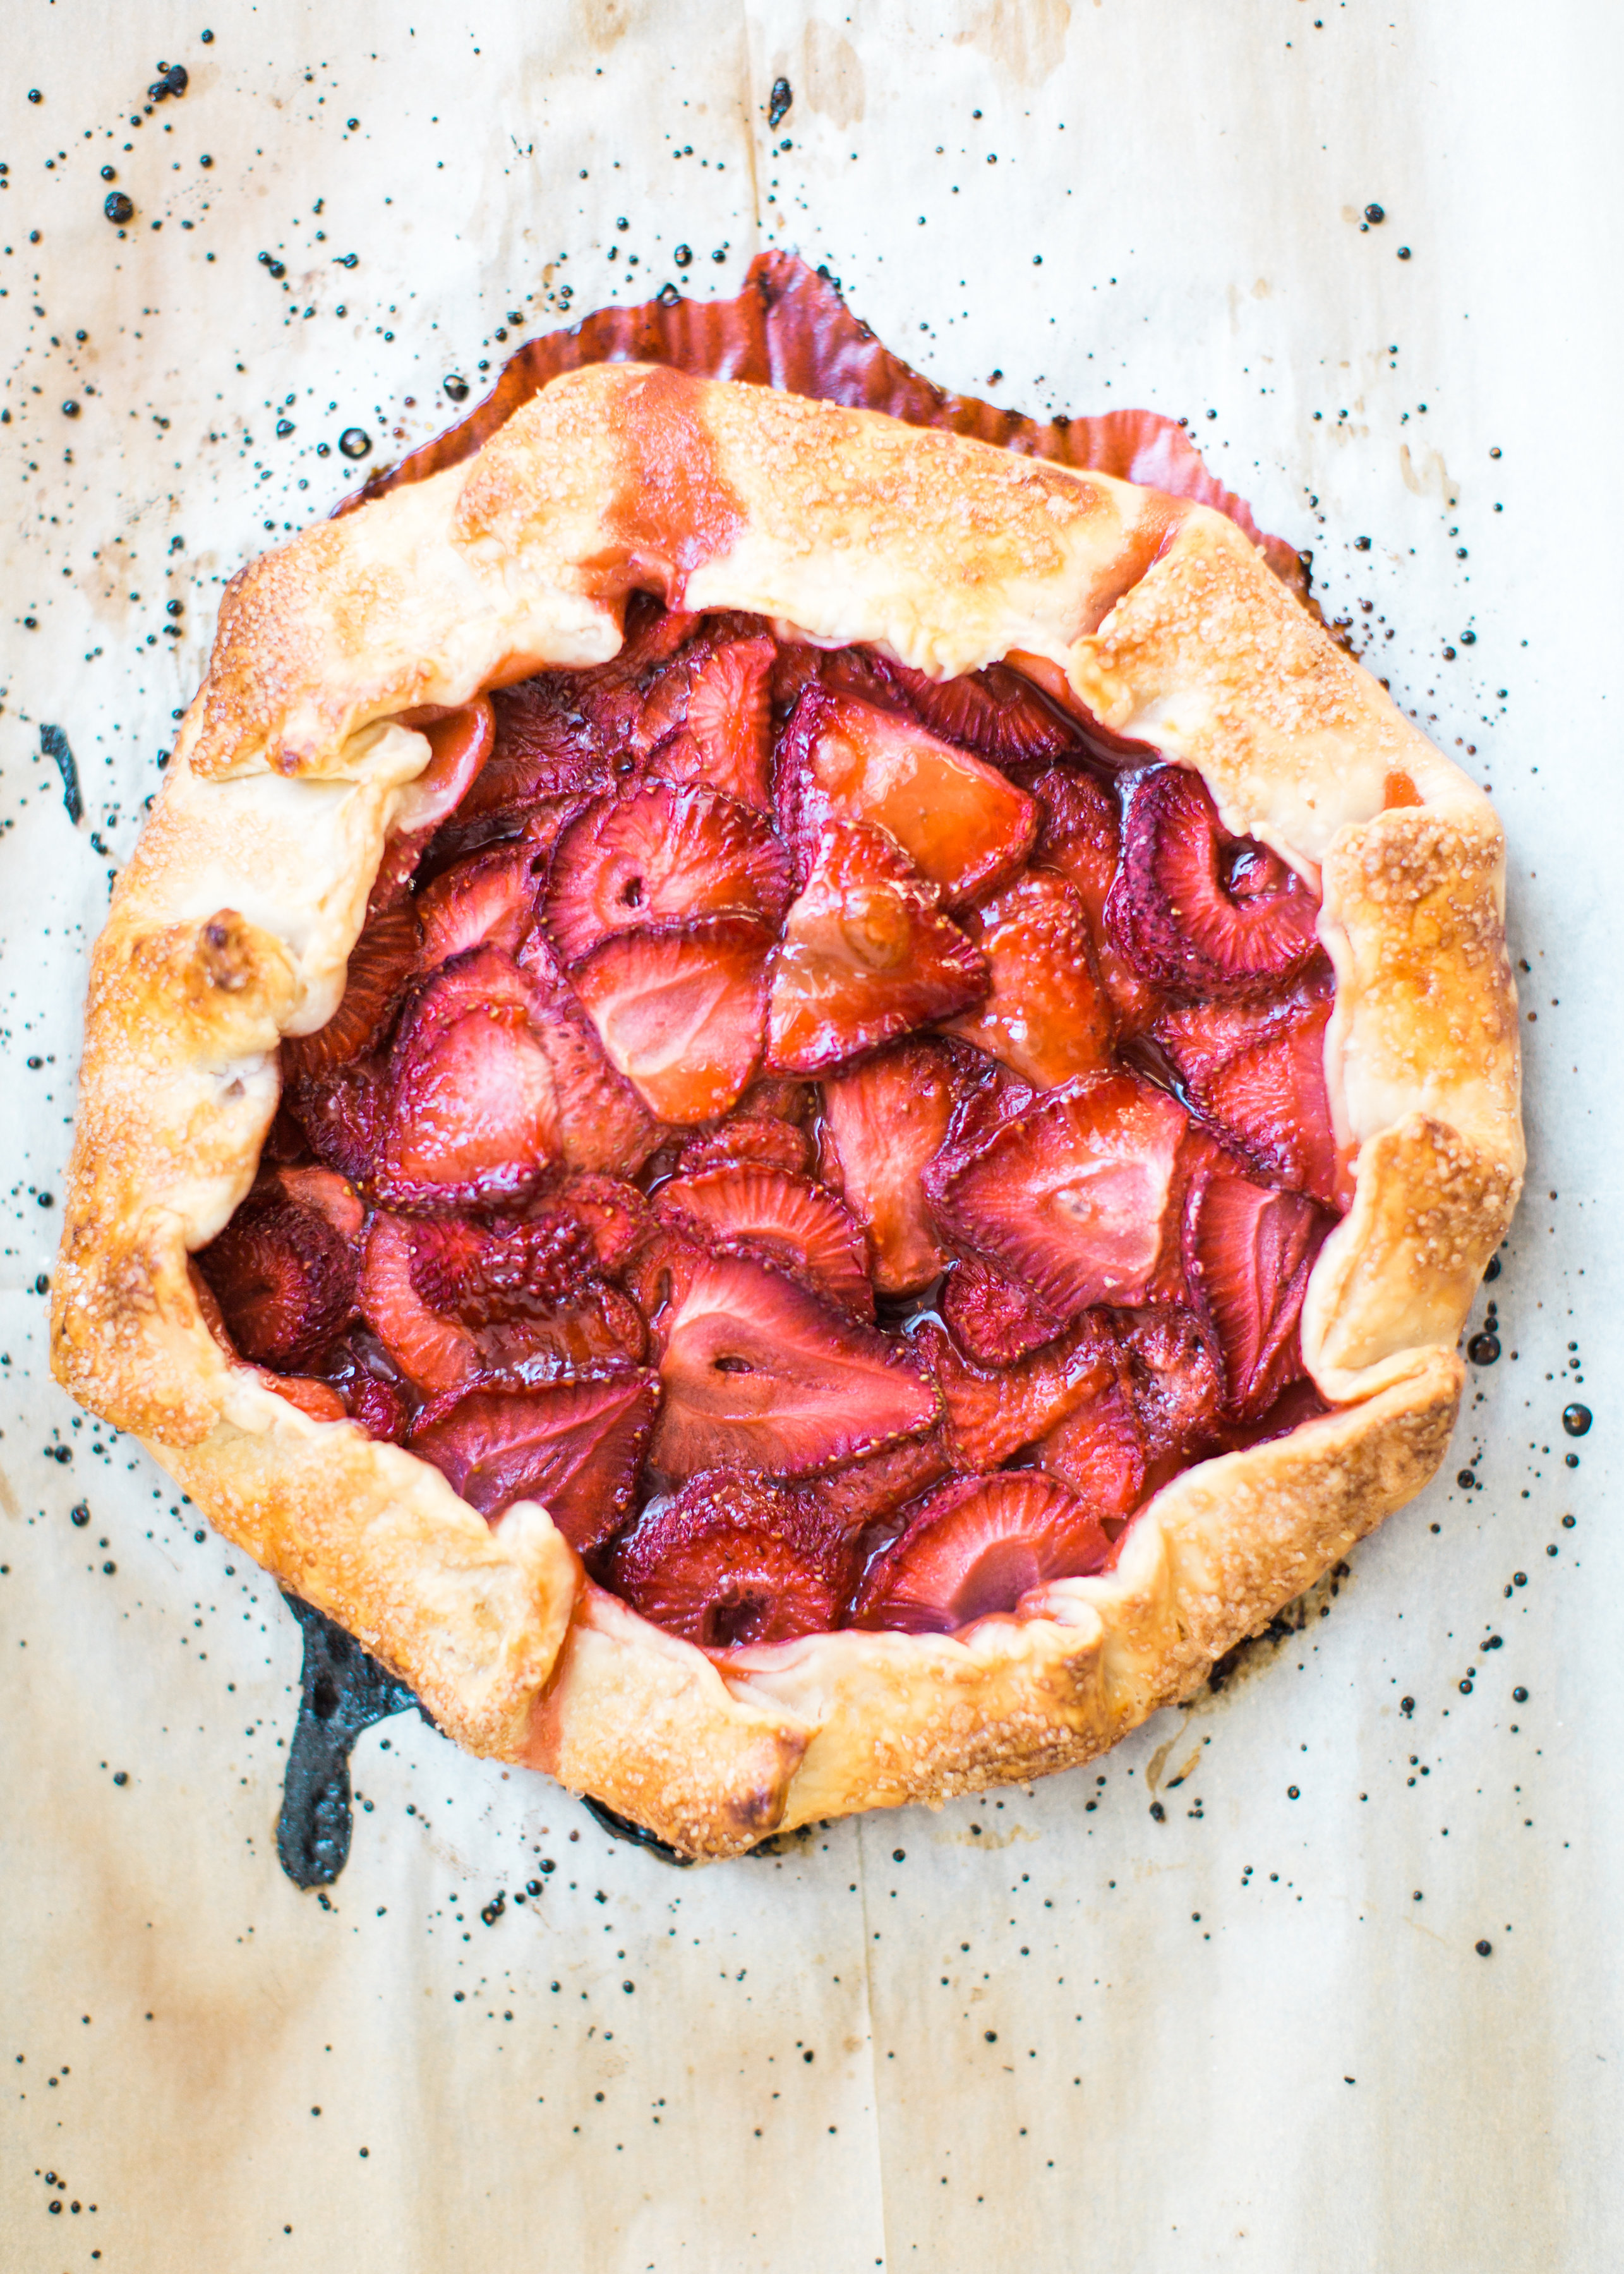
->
[51,363,1522,1858]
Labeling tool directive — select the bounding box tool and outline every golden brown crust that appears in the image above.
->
[52,364,1522,1853]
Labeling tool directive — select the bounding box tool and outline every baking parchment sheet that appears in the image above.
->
[3,4,1621,2266]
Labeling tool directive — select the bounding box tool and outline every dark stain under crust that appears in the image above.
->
[276,1592,424,1888]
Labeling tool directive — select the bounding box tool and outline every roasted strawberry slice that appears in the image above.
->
[776,687,1037,905]
[800,1433,956,1534]
[409,1368,658,1547]
[647,1249,937,1478]
[640,632,777,809]
[283,1054,388,1185]
[939,1258,1062,1367]
[881,658,1078,763]
[611,1471,853,1649]
[818,1037,969,1293]
[260,1373,349,1423]
[928,1072,1189,1320]
[677,1117,814,1179]
[376,947,561,1212]
[1107,766,1323,1000]
[1183,1162,1329,1419]
[196,1179,359,1370]
[1033,1367,1146,1523]
[405,1211,597,1323]
[359,1210,643,1396]
[472,676,612,823]
[655,1167,872,1317]
[271,1165,365,1244]
[1155,992,1341,1208]
[1024,762,1163,1035]
[766,819,987,1074]
[320,1330,415,1443]
[416,841,544,971]
[553,1172,653,1278]
[942,869,1114,1088]
[570,919,770,1124]
[390,699,496,836]
[545,781,791,969]
[853,1472,1110,1633]
[1115,1306,1229,1482]
[513,933,664,1176]
[916,1311,1121,1471]
[282,896,421,1083]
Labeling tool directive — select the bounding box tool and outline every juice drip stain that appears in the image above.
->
[276,1592,425,1888]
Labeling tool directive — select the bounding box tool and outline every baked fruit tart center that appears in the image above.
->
[195,598,1348,1651]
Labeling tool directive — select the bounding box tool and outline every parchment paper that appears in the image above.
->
[4,5,1621,2266]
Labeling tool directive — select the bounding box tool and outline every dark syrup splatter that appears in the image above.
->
[40,723,81,821]
[276,1592,425,1887]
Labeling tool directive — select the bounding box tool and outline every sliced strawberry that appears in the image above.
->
[409,1369,658,1546]
[1033,1368,1146,1524]
[196,1181,359,1370]
[282,896,421,1083]
[416,841,544,970]
[271,1165,365,1244]
[916,1312,1121,1470]
[655,1167,872,1317]
[514,933,664,1176]
[571,919,770,1123]
[1155,992,1340,1208]
[260,1372,349,1423]
[928,1072,1189,1320]
[852,1472,1110,1633]
[545,781,790,968]
[640,633,776,809]
[1107,766,1323,1001]
[939,1258,1062,1367]
[404,1212,598,1323]
[818,1037,970,1293]
[677,1117,814,1179]
[766,819,987,1074]
[359,1209,644,1397]
[553,1172,653,1278]
[647,1249,937,1478]
[1183,1163,1329,1419]
[376,947,561,1212]
[356,1212,478,1393]
[776,687,1037,905]
[1025,763,1164,1035]
[611,1471,853,1649]
[283,1054,388,1185]
[390,699,495,837]
[924,1052,1038,1189]
[881,658,1078,763]
[474,676,613,823]
[320,1330,415,1443]
[942,869,1114,1088]
[1115,1306,1229,1482]
[800,1432,956,1534]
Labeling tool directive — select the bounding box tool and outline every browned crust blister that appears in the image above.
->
[51,362,1522,1858]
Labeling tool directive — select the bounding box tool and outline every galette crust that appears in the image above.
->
[52,363,1523,1858]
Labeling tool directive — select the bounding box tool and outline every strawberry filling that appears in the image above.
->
[222,600,1345,1642]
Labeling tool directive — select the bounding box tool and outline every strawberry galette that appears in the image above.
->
[52,263,1522,1858]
